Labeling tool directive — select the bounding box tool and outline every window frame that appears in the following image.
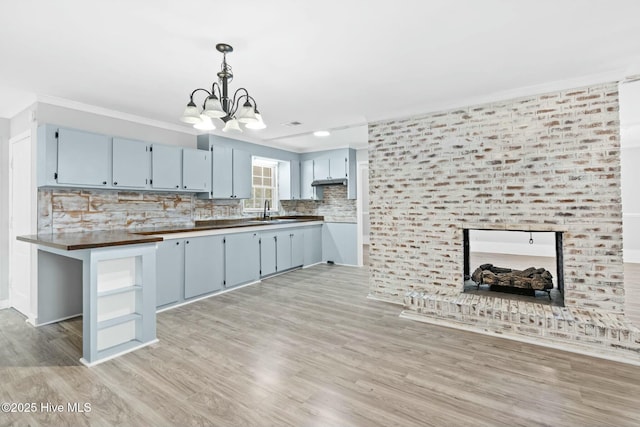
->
[243,157,279,213]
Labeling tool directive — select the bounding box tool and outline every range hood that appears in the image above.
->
[311,178,348,187]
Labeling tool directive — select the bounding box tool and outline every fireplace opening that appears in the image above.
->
[463,229,564,307]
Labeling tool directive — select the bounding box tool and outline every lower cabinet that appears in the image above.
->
[260,233,278,276]
[260,228,307,277]
[322,222,358,265]
[156,239,184,307]
[184,235,225,299]
[303,226,322,266]
[225,232,260,287]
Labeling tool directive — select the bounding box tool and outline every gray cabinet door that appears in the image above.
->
[303,226,323,266]
[151,144,182,190]
[314,158,330,180]
[112,137,150,188]
[156,239,184,307]
[182,148,210,191]
[212,145,233,198]
[226,232,260,286]
[56,128,110,186]
[184,235,224,299]
[232,149,252,199]
[260,233,277,276]
[329,154,348,179]
[290,160,301,200]
[291,230,305,268]
[301,159,315,199]
[276,231,293,271]
[322,222,358,266]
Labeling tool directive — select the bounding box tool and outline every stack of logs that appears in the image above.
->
[471,263,553,291]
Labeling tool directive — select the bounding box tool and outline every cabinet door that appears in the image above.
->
[112,138,150,188]
[56,128,110,186]
[313,158,330,180]
[291,230,305,268]
[184,235,225,299]
[232,149,252,199]
[276,231,293,271]
[322,223,358,266]
[156,239,184,307]
[290,160,301,200]
[151,144,182,190]
[329,154,348,179]
[182,148,211,191]
[303,226,323,266]
[226,232,260,286]
[260,233,277,276]
[301,159,315,200]
[212,146,233,198]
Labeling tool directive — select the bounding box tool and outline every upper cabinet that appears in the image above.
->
[112,137,150,188]
[300,148,357,199]
[328,154,348,179]
[182,148,211,192]
[313,158,330,181]
[207,145,251,199]
[151,144,182,190]
[300,159,316,200]
[37,124,210,194]
[278,160,302,200]
[56,128,110,187]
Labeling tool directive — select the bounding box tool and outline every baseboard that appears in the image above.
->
[79,339,160,367]
[0,299,11,310]
[30,313,82,327]
[366,294,404,305]
[624,249,640,263]
[157,279,262,313]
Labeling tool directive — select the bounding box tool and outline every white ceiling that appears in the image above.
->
[1,0,640,152]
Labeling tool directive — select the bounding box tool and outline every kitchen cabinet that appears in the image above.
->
[301,159,316,200]
[322,222,358,265]
[156,239,184,307]
[278,160,301,200]
[211,146,251,199]
[276,231,293,271]
[151,144,182,190]
[184,235,225,299]
[56,128,110,187]
[303,225,322,266]
[260,233,278,276]
[313,158,330,180]
[329,154,348,179]
[225,232,260,287]
[182,148,210,191]
[112,137,150,188]
[291,230,305,268]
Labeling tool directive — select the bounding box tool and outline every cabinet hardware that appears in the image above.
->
[184,185,187,189]
[176,241,180,245]
[186,241,189,244]
[102,181,107,185]
[113,182,118,186]
[175,185,179,188]
[55,131,59,139]
[54,172,58,179]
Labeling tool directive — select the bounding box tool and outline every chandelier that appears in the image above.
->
[180,43,265,132]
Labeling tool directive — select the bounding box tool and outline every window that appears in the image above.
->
[243,157,279,212]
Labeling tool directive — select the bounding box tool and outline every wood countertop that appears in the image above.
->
[17,216,325,251]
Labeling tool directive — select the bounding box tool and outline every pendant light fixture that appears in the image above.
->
[180,43,266,132]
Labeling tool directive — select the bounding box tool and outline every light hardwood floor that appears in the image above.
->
[2,264,640,426]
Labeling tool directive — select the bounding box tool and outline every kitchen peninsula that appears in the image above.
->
[18,216,325,366]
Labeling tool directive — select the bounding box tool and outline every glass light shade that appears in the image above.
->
[203,96,226,118]
[236,102,258,124]
[180,103,201,124]
[193,115,216,131]
[222,118,242,133]
[245,113,266,130]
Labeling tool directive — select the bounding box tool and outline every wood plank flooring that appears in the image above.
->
[2,264,640,426]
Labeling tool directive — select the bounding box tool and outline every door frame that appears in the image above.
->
[8,130,37,322]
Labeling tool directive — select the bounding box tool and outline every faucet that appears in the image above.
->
[263,199,271,220]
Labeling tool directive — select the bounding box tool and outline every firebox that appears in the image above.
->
[463,229,564,305]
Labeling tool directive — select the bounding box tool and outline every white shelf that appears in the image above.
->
[97,313,141,330]
[97,285,142,298]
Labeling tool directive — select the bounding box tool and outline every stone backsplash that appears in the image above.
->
[37,189,243,233]
[38,183,356,233]
[280,185,357,223]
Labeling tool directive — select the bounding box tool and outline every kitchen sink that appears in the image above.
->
[247,218,298,224]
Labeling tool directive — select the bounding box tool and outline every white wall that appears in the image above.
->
[36,103,195,147]
[620,80,640,263]
[0,118,10,303]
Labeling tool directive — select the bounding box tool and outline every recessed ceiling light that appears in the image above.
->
[313,130,330,137]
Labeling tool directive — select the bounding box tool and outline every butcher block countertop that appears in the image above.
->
[17,216,324,251]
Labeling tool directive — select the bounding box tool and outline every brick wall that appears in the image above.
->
[369,82,625,315]
[280,185,357,223]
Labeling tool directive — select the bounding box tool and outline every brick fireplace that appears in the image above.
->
[368,81,640,359]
